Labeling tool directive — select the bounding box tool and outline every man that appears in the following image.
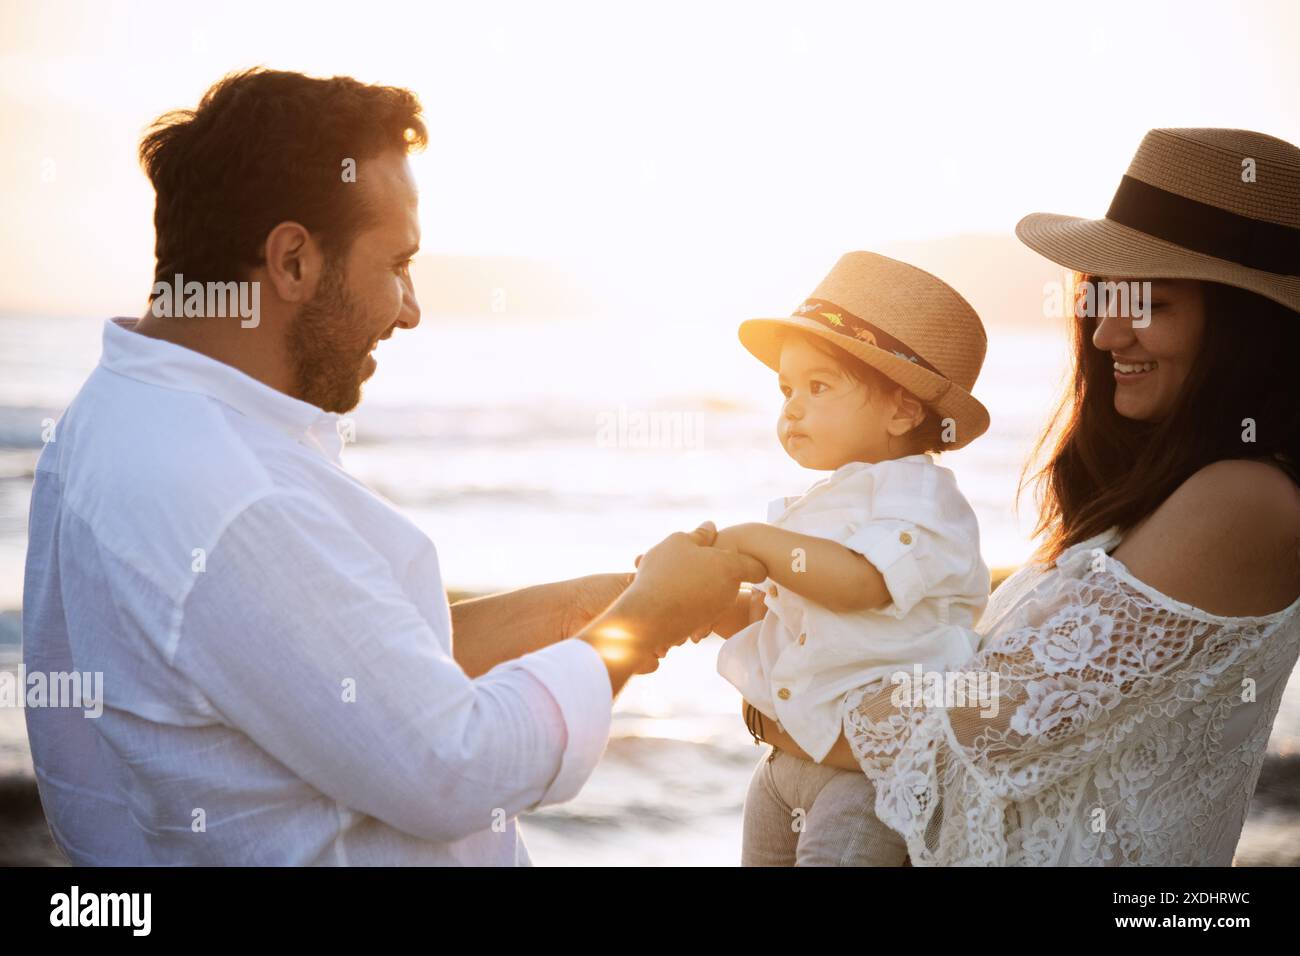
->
[21,68,764,865]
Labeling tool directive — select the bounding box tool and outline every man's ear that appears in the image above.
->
[886,387,926,437]
[262,221,325,304]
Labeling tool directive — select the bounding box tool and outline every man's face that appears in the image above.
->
[289,149,421,413]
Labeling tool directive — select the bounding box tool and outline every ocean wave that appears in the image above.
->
[0,407,61,450]
[340,399,768,447]
[365,483,725,512]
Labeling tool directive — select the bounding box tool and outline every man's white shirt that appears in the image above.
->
[21,317,613,865]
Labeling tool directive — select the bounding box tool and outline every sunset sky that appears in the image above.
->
[2,0,1299,321]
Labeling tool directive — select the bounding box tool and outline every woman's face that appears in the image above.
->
[1090,278,1206,422]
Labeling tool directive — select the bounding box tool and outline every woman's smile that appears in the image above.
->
[1113,356,1159,384]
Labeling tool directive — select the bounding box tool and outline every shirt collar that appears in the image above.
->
[99,317,345,464]
[824,453,932,486]
[768,454,934,520]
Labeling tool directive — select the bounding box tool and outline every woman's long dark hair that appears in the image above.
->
[1021,276,1300,565]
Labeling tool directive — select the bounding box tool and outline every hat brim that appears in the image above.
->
[738,316,990,451]
[1016,213,1300,313]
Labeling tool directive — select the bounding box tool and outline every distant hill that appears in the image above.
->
[879,233,1074,334]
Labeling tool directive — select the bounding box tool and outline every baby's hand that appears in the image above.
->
[710,524,747,554]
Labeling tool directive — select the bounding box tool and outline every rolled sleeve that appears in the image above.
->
[506,637,612,807]
[843,518,929,618]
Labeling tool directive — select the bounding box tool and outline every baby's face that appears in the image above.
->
[776,336,900,469]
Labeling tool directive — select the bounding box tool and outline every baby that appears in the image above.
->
[707,251,992,866]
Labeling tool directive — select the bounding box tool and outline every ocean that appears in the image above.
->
[1,312,1297,866]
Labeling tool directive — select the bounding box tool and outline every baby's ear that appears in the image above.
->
[890,388,926,434]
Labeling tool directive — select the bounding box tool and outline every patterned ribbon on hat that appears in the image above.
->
[792,298,943,377]
[1106,175,1300,276]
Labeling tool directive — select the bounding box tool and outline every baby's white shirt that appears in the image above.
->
[716,454,990,762]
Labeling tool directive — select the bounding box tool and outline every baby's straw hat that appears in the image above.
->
[1016,128,1300,312]
[738,251,990,450]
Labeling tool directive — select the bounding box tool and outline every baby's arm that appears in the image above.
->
[713,523,890,614]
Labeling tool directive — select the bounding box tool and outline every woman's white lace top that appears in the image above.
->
[840,526,1300,865]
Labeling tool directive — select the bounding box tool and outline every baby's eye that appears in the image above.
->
[394,259,413,276]
[779,384,792,398]
[810,380,829,394]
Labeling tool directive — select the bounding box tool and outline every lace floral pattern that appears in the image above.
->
[840,528,1300,865]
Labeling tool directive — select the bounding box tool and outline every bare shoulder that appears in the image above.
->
[1111,459,1300,617]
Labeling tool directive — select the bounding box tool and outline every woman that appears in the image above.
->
[745,127,1300,865]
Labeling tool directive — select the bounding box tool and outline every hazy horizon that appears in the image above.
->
[4,0,1299,324]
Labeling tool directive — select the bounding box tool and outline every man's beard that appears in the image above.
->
[287,260,375,414]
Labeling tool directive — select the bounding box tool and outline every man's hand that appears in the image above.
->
[567,572,667,674]
[633,525,767,645]
[627,521,768,639]
[579,521,768,692]
[686,584,761,642]
[561,572,636,640]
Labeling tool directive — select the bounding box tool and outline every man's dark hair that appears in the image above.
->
[139,68,427,293]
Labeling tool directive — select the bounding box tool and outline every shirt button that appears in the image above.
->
[777,687,791,700]
[770,584,779,598]
[899,532,913,545]
[798,633,807,645]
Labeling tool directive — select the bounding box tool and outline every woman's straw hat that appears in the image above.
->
[1017,128,1300,313]
[738,251,990,450]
